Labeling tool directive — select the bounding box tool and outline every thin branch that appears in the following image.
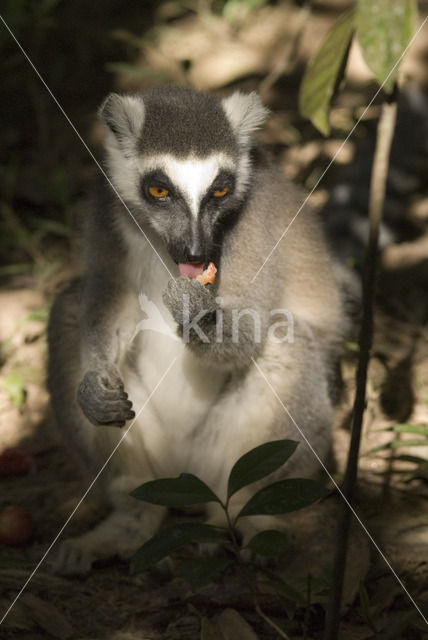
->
[324,97,398,640]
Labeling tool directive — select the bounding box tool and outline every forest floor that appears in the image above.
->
[1,1,428,638]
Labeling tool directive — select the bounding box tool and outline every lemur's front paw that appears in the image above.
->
[163,277,218,326]
[77,367,135,427]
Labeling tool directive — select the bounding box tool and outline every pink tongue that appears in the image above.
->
[178,263,204,278]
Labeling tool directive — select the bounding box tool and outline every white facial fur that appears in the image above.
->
[139,153,236,217]
[99,94,145,159]
[221,91,270,148]
[100,90,270,211]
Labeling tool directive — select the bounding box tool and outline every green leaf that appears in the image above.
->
[130,523,229,574]
[359,581,371,620]
[344,341,360,353]
[356,0,417,94]
[299,9,355,135]
[131,473,221,507]
[368,439,428,455]
[237,478,329,518]
[25,307,49,323]
[2,371,26,408]
[246,530,289,557]
[227,440,299,499]
[178,556,231,589]
[389,439,428,448]
[223,0,269,23]
[392,424,428,437]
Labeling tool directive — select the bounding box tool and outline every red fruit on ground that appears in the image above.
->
[0,506,34,546]
[0,448,33,477]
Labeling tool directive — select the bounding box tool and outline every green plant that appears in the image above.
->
[299,0,416,136]
[130,440,328,576]
[129,440,329,635]
[298,2,420,638]
[222,0,270,20]
[367,423,428,482]
[2,371,27,409]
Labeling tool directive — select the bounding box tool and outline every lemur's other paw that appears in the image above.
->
[163,277,217,326]
[77,367,135,427]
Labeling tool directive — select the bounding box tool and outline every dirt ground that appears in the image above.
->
[1,1,428,638]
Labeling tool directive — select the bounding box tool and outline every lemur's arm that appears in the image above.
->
[163,277,269,369]
[77,269,135,427]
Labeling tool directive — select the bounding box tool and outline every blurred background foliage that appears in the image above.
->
[1,0,427,281]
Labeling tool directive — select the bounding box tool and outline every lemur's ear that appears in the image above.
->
[99,93,145,154]
[221,91,269,147]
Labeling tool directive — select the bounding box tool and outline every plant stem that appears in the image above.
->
[224,500,240,549]
[324,98,398,640]
[227,503,292,640]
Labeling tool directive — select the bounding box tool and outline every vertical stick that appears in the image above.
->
[324,98,398,640]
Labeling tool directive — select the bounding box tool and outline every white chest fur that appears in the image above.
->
[119,227,227,469]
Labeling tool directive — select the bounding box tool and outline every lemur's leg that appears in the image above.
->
[188,328,333,543]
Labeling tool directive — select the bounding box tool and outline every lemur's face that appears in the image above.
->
[100,87,268,272]
[138,152,239,268]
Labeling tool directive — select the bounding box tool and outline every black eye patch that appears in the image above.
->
[141,170,176,202]
[206,170,236,201]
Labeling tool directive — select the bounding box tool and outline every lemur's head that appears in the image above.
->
[99,86,269,273]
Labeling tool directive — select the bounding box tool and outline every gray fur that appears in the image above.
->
[138,86,238,156]
[48,87,348,575]
[162,278,263,368]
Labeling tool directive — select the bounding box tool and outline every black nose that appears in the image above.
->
[187,253,204,264]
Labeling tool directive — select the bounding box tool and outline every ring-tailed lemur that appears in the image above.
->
[48,86,348,575]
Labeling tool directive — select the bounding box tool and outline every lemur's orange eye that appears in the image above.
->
[213,187,229,198]
[149,186,169,199]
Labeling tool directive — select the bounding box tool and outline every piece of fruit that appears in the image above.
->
[0,506,34,546]
[0,448,33,477]
[196,262,217,285]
